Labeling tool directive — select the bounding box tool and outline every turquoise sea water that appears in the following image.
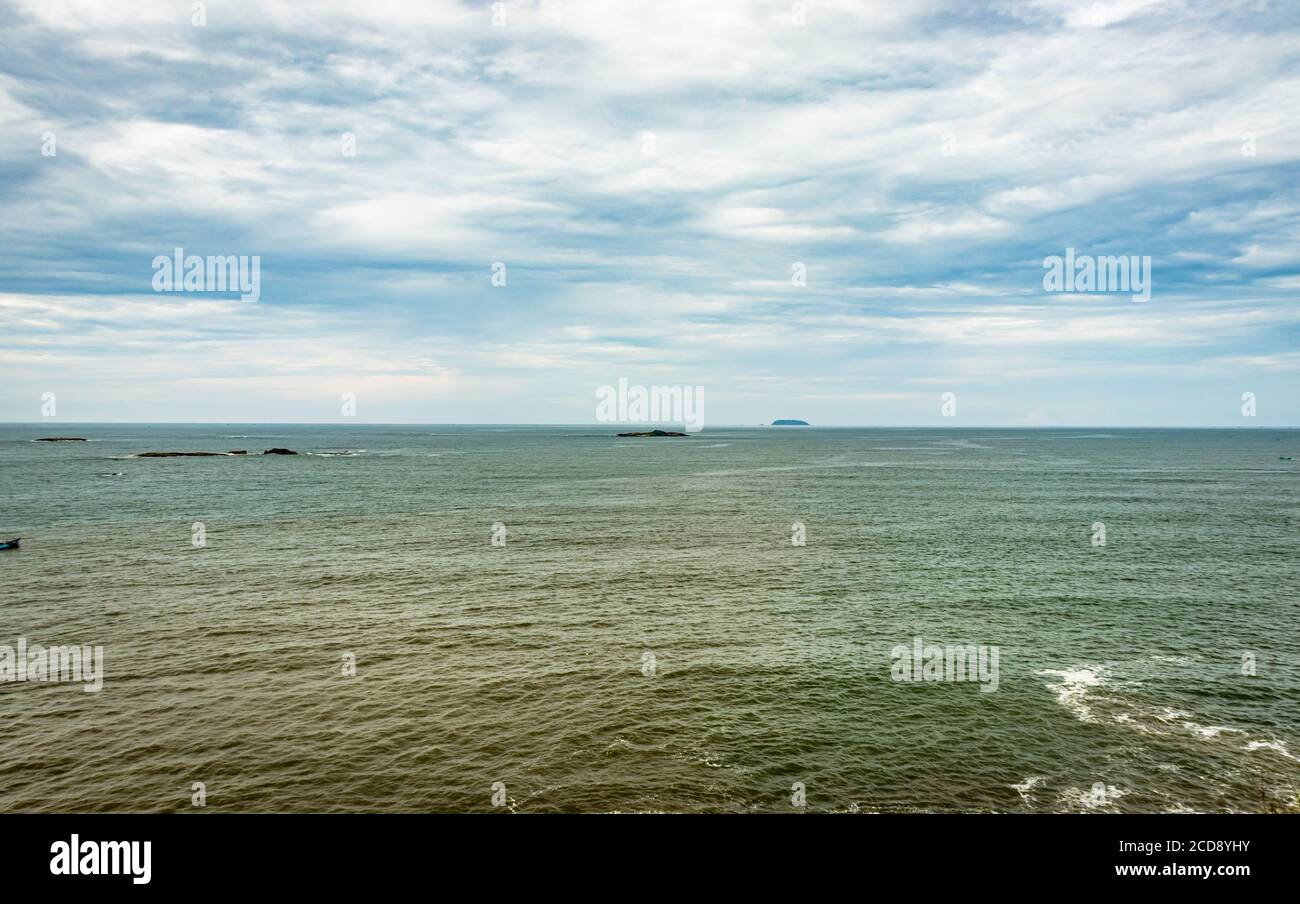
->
[1,425,1297,812]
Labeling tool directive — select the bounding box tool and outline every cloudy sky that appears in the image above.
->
[1,0,1297,425]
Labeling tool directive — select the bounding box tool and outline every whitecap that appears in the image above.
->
[1245,739,1298,761]
[1038,667,1108,722]
[1058,783,1126,811]
[1184,724,1243,739]
[1011,776,1044,803]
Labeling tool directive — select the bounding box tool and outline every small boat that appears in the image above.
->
[1282,456,1294,461]
[0,538,19,550]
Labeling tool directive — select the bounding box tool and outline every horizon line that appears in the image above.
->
[3,422,1297,430]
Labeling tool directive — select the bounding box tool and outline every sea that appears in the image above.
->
[1,424,1297,813]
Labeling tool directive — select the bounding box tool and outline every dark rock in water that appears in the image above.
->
[137,449,280,457]
[771,419,810,426]
[138,451,230,457]
[36,436,87,442]
[617,430,689,437]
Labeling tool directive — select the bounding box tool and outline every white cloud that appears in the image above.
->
[1,0,1297,424]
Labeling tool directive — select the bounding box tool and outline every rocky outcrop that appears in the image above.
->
[136,448,291,457]
[137,451,231,457]
[616,430,689,437]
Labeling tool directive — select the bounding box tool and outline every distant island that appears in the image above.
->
[135,448,299,457]
[771,419,810,426]
[137,451,246,457]
[617,430,688,437]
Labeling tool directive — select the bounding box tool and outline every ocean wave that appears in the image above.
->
[1245,739,1297,761]
[1057,783,1126,811]
[1185,724,1243,739]
[1011,776,1045,804]
[1040,666,1297,776]
[1038,667,1108,722]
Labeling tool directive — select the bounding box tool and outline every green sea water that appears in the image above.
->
[1,425,1297,812]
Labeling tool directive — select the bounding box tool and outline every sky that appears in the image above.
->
[0,0,1298,426]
